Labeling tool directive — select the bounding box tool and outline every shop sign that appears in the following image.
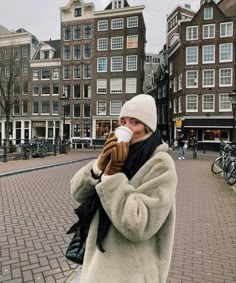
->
[176,118,182,128]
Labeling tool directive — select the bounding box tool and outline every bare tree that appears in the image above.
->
[0,46,24,152]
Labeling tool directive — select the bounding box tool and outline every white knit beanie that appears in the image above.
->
[119,94,157,132]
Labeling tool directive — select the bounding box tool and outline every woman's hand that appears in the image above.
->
[97,133,118,172]
[104,142,129,175]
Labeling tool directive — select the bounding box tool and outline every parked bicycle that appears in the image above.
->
[211,141,236,185]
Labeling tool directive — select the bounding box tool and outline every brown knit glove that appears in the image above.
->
[104,142,129,175]
[97,132,118,172]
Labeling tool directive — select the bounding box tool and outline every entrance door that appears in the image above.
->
[64,124,70,140]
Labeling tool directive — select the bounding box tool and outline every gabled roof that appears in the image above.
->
[105,0,130,10]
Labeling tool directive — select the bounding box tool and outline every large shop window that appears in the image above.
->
[203,129,228,141]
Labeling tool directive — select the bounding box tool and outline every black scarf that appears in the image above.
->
[76,130,163,252]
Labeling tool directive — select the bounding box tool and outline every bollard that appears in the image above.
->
[54,139,57,156]
[203,145,206,154]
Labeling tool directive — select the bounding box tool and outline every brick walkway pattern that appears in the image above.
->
[0,150,235,283]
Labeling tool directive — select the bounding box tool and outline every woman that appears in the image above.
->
[70,94,177,283]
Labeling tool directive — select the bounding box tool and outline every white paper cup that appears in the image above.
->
[115,126,133,143]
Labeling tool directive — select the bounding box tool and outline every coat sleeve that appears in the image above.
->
[95,153,177,242]
[71,160,100,203]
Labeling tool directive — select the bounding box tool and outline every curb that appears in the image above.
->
[0,157,96,178]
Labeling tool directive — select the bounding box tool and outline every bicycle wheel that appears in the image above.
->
[211,157,223,174]
[224,160,236,186]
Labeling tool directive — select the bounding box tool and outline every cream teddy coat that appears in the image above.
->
[70,143,177,283]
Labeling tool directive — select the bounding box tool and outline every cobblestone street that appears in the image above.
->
[0,150,235,283]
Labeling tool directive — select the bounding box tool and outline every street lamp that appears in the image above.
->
[229,90,236,143]
[59,93,69,141]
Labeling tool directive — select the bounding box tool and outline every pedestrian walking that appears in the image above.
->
[70,94,177,283]
[177,134,185,159]
[190,136,198,159]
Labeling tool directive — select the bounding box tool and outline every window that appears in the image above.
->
[74,124,80,137]
[64,46,71,60]
[97,57,107,72]
[203,129,228,142]
[219,43,232,62]
[75,8,81,17]
[203,94,214,111]
[63,65,71,80]
[126,55,137,71]
[111,18,124,30]
[186,95,198,112]
[64,26,71,40]
[98,20,108,31]
[42,84,50,95]
[13,101,20,115]
[74,85,81,98]
[74,25,81,40]
[186,26,198,40]
[173,98,177,114]
[202,45,215,64]
[83,104,91,118]
[23,81,28,94]
[186,46,198,65]
[178,96,182,113]
[202,69,215,87]
[110,79,122,94]
[111,37,123,50]
[219,68,232,86]
[42,51,49,59]
[110,100,122,115]
[14,47,20,59]
[84,44,92,59]
[169,61,173,75]
[22,47,29,57]
[74,104,80,117]
[203,24,215,39]
[41,101,50,114]
[186,71,198,88]
[74,64,81,79]
[112,0,124,9]
[97,101,107,115]
[204,7,213,20]
[220,22,233,37]
[52,68,59,79]
[126,78,137,93]
[22,100,28,114]
[33,70,39,80]
[64,85,71,98]
[97,38,108,51]
[41,68,50,79]
[73,45,81,59]
[52,101,59,114]
[4,65,10,77]
[83,64,91,79]
[22,64,29,75]
[33,102,39,114]
[33,85,39,96]
[111,56,123,72]
[53,84,59,95]
[173,77,177,93]
[127,35,138,49]
[219,94,231,111]
[178,73,182,90]
[97,79,107,94]
[84,85,91,98]
[84,24,92,39]
[127,16,138,28]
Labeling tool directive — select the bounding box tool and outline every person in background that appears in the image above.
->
[70,94,177,283]
[190,136,198,159]
[177,134,185,160]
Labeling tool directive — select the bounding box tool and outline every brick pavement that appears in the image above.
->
[0,150,235,283]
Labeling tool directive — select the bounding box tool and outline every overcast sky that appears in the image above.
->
[0,0,200,53]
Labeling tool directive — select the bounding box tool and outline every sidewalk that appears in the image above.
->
[0,150,99,177]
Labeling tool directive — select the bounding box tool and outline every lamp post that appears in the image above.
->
[59,93,69,142]
[229,90,236,143]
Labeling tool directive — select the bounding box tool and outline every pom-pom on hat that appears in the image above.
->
[119,94,157,132]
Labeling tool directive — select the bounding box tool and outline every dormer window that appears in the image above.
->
[75,8,82,17]
[112,0,124,9]
[43,51,49,59]
[204,7,213,20]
